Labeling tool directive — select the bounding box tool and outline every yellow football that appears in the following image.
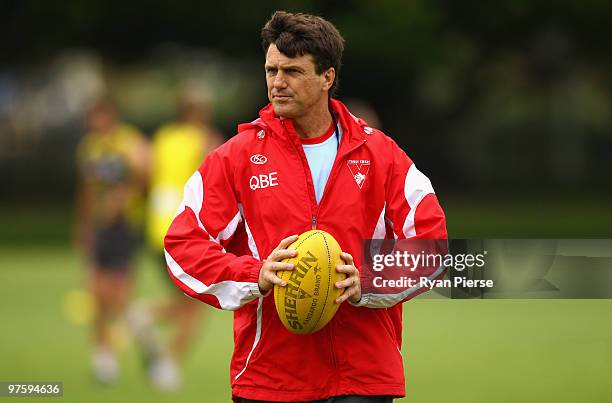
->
[274,230,346,335]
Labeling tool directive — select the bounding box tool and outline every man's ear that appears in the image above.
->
[322,67,336,91]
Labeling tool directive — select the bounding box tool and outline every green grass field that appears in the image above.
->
[1,246,611,403]
[1,200,611,402]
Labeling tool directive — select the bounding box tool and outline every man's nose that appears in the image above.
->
[273,71,288,88]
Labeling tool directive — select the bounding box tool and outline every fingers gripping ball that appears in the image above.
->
[274,230,346,334]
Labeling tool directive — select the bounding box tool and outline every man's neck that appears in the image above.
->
[292,101,333,139]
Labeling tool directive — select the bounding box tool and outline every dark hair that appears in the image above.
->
[261,11,345,96]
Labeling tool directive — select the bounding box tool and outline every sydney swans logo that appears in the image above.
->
[347,159,371,189]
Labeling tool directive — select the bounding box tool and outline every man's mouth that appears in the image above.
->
[273,94,291,101]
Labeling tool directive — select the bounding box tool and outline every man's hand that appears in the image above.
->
[258,234,299,293]
[335,252,361,304]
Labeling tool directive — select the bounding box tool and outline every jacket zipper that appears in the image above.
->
[287,120,367,371]
[284,119,368,231]
[312,138,367,371]
[281,119,320,227]
[328,321,338,369]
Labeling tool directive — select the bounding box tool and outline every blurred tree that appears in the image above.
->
[1,0,611,201]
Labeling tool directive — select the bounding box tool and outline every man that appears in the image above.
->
[164,11,447,403]
[74,99,149,384]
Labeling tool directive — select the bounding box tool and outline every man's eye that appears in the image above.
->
[266,68,277,74]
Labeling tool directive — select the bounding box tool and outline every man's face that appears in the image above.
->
[265,44,333,119]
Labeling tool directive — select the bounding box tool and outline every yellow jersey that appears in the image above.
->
[147,122,208,251]
[76,123,147,228]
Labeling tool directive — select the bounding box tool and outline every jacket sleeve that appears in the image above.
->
[351,140,448,308]
[164,149,263,310]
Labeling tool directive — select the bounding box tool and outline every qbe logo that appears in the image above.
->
[250,172,279,190]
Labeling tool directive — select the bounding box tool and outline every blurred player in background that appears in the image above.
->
[74,99,149,384]
[131,87,222,390]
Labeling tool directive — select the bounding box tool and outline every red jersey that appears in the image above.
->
[164,99,447,401]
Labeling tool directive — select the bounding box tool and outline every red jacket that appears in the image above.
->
[164,99,447,401]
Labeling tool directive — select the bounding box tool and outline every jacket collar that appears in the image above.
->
[238,98,371,148]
